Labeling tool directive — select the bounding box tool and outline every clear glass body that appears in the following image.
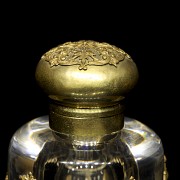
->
[7,116,164,180]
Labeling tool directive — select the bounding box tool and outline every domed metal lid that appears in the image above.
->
[35,40,139,137]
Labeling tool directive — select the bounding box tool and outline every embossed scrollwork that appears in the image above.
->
[42,40,130,70]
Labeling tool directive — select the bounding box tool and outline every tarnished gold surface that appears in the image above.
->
[3,174,137,180]
[5,172,36,180]
[163,155,168,180]
[35,40,139,137]
[129,176,135,180]
[49,103,124,138]
[50,108,124,138]
[19,172,36,180]
[42,40,129,70]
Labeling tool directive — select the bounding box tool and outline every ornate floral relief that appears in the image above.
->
[42,40,130,70]
[19,172,36,180]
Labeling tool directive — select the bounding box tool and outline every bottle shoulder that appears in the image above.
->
[122,117,164,161]
[10,115,52,159]
[10,115,163,159]
[8,116,164,180]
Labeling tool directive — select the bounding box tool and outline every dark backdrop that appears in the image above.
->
[0,2,178,179]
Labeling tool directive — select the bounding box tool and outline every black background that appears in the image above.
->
[0,2,178,179]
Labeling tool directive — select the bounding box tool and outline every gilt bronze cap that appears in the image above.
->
[35,40,139,137]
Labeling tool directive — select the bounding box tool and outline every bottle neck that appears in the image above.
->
[49,102,124,140]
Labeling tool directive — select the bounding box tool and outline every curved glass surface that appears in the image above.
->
[7,116,164,180]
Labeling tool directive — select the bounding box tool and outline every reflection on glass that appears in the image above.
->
[8,116,164,179]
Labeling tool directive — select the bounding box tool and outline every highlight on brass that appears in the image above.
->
[6,40,167,180]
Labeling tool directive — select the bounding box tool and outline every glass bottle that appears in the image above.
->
[7,40,168,180]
